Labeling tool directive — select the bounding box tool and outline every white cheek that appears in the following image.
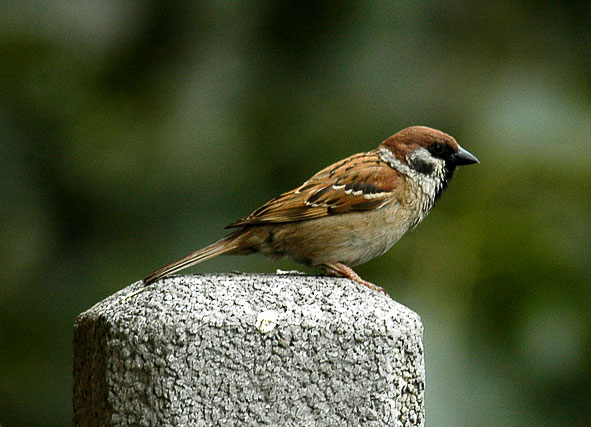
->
[407,148,445,176]
[378,147,446,226]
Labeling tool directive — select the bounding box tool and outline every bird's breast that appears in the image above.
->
[268,199,424,267]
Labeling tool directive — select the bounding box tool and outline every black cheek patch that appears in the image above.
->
[411,158,434,175]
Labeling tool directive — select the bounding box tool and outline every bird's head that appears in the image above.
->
[379,125,479,199]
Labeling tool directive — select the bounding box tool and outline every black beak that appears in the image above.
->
[452,147,479,166]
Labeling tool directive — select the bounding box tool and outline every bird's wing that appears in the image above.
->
[226,150,405,227]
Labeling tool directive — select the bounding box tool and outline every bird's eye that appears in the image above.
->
[431,143,445,156]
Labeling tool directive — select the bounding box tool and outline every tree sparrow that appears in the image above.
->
[144,126,479,294]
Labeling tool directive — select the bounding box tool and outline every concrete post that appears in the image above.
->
[73,273,425,426]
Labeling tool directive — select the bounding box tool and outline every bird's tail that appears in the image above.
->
[143,234,241,285]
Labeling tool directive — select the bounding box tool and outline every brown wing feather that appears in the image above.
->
[226,150,403,228]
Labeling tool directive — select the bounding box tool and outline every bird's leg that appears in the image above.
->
[321,262,388,295]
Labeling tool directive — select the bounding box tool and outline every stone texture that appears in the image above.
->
[73,273,425,426]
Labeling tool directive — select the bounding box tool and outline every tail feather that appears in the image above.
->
[143,235,240,285]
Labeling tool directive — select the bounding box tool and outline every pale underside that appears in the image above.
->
[225,149,442,267]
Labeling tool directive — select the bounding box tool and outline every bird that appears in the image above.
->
[143,126,479,294]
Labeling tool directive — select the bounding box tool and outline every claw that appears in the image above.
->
[321,262,388,295]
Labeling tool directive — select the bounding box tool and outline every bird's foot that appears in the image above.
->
[321,262,388,295]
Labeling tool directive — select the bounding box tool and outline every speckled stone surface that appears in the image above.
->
[73,273,425,426]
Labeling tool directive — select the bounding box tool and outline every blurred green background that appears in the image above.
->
[1,1,590,425]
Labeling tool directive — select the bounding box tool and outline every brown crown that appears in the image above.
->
[379,126,459,162]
